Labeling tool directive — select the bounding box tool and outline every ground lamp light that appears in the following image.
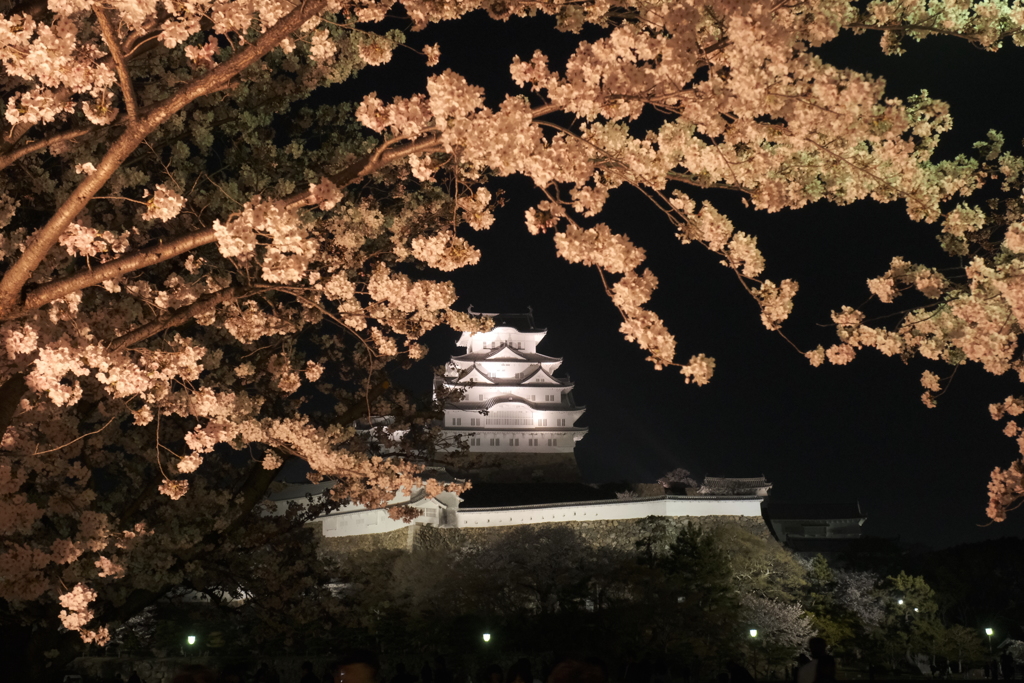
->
[897,599,904,605]
[187,635,196,645]
[986,628,994,652]
[749,629,757,638]
[482,633,491,643]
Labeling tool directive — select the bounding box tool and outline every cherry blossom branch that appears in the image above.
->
[19,135,458,316]
[0,0,330,320]
[215,454,296,538]
[291,294,379,360]
[19,228,218,314]
[665,171,749,193]
[95,8,139,122]
[802,133,935,217]
[108,284,250,351]
[12,100,564,317]
[217,378,395,538]
[2,87,71,150]
[0,127,96,171]
[121,11,166,58]
[281,133,445,207]
[282,101,561,208]
[845,21,1024,45]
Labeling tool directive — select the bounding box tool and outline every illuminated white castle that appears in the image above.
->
[434,310,588,482]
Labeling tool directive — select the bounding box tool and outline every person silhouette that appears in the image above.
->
[797,638,836,683]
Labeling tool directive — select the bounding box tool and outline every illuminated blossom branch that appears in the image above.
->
[4,0,1024,658]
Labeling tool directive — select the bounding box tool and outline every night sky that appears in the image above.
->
[369,15,1024,549]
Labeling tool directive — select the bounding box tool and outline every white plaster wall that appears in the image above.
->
[318,501,451,538]
[454,497,763,528]
[313,496,763,538]
[321,508,410,537]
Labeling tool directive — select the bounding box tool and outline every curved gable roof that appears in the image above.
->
[452,349,562,364]
[457,367,494,384]
[521,366,564,385]
[486,345,527,360]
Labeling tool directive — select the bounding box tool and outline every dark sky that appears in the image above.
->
[375,15,1024,549]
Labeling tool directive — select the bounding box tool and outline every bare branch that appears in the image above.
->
[31,416,116,456]
[95,8,139,121]
[0,127,95,172]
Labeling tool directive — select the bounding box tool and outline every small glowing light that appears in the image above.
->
[914,608,919,613]
[482,633,491,643]
[749,629,758,638]
[187,635,196,645]
[986,628,994,636]
[897,599,904,605]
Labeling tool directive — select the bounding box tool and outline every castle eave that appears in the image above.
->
[446,396,585,412]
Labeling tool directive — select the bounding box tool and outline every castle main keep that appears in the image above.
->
[435,310,587,483]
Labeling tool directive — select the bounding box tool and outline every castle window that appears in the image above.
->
[528,437,538,447]
[557,418,566,426]
[489,438,499,446]
[547,438,557,446]
[485,411,532,426]
[510,438,519,446]
[530,394,536,401]
[452,417,462,426]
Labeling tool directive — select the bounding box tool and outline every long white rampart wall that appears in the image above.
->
[454,496,762,528]
[314,495,763,538]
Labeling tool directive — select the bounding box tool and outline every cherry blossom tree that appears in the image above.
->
[741,593,814,678]
[657,466,697,491]
[4,0,1024,671]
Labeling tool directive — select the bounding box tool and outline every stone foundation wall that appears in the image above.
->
[317,523,410,556]
[321,514,771,561]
